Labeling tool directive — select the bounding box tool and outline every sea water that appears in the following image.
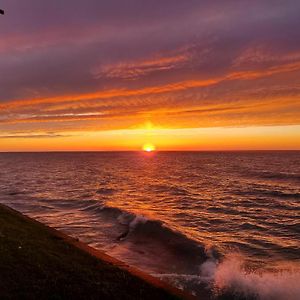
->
[0,151,299,299]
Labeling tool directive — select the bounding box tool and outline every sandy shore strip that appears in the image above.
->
[0,203,197,300]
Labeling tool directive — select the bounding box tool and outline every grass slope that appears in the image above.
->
[0,204,187,300]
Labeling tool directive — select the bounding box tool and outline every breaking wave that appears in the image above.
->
[212,255,300,300]
[107,206,210,262]
[77,202,300,299]
[155,254,300,299]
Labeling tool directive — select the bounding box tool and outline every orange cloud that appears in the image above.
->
[2,60,300,113]
[92,53,189,79]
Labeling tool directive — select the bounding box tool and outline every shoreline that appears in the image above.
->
[0,203,196,300]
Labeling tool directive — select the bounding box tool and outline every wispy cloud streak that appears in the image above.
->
[1,0,300,137]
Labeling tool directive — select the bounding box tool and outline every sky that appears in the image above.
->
[0,0,300,151]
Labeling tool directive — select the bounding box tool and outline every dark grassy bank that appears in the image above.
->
[0,204,194,300]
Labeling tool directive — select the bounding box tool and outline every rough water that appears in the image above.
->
[0,151,299,299]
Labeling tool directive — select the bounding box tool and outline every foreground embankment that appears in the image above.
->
[0,203,195,300]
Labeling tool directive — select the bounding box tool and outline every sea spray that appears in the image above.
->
[206,254,300,300]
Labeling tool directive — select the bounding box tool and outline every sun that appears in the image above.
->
[142,143,156,152]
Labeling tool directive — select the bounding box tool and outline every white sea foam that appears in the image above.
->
[157,255,300,299]
[128,215,149,229]
[198,254,300,300]
[117,211,149,229]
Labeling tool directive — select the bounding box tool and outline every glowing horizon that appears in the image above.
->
[1,125,300,152]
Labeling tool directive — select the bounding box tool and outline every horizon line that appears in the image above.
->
[1,149,299,153]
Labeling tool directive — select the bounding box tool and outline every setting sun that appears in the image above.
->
[142,143,156,152]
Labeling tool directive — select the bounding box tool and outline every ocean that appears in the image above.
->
[0,151,299,299]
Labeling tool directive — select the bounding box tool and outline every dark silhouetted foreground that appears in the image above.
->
[0,204,192,300]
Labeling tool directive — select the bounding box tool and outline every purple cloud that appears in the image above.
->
[0,0,300,134]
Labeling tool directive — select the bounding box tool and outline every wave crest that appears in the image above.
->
[199,254,300,300]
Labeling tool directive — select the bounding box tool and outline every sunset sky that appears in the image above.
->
[1,0,300,151]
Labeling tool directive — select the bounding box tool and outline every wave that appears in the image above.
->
[234,188,300,200]
[96,187,116,195]
[148,183,191,196]
[212,255,300,300]
[253,171,300,182]
[6,190,28,196]
[155,255,300,299]
[55,199,213,268]
[110,208,211,262]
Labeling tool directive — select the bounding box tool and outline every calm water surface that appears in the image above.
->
[0,151,299,299]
